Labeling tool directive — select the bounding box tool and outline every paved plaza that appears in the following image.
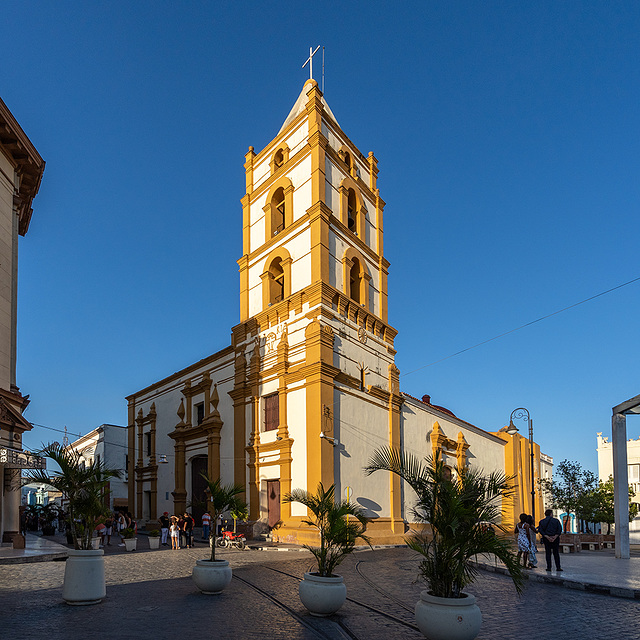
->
[1,536,639,640]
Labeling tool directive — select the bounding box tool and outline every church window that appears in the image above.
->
[145,432,152,457]
[274,149,284,169]
[269,257,285,304]
[264,393,279,432]
[195,402,205,426]
[272,187,286,236]
[270,146,290,175]
[347,189,357,233]
[349,258,362,304]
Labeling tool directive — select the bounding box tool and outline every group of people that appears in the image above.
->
[158,512,196,550]
[97,511,137,547]
[515,509,563,572]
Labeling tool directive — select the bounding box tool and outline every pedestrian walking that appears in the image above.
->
[201,511,211,541]
[170,517,180,550]
[526,514,538,568]
[159,512,170,546]
[514,513,531,568]
[538,508,563,572]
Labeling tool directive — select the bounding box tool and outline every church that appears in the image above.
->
[125,79,546,543]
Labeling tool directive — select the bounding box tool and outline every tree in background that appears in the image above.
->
[539,460,597,532]
[591,476,639,535]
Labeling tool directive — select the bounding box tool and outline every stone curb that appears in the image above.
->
[472,560,640,600]
[0,551,68,565]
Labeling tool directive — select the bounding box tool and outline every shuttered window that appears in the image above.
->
[264,393,279,432]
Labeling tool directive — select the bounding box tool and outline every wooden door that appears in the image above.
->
[267,480,281,528]
[191,456,208,523]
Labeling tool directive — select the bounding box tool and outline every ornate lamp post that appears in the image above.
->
[506,407,536,523]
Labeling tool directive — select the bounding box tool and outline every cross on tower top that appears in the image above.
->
[302,46,321,81]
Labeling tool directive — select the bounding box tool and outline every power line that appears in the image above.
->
[402,275,640,378]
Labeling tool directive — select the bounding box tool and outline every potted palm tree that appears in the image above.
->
[121,527,137,551]
[191,474,245,595]
[364,449,523,640]
[25,442,121,606]
[283,482,371,616]
[147,529,161,550]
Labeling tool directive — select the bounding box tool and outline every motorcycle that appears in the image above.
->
[215,530,246,550]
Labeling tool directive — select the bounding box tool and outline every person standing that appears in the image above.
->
[170,517,180,550]
[514,513,531,568]
[526,514,538,568]
[104,514,113,546]
[158,512,170,546]
[538,509,563,572]
[183,512,195,548]
[201,511,211,541]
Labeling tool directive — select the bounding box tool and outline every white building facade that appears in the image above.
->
[67,424,129,512]
[597,431,640,541]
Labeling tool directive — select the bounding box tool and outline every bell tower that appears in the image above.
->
[231,79,402,543]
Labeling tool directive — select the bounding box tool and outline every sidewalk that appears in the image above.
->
[475,547,640,599]
[0,533,68,564]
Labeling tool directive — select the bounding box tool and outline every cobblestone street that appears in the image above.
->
[1,547,639,639]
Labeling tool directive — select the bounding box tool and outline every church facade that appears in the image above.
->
[126,80,544,542]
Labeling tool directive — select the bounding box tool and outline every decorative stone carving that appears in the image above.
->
[177,399,186,423]
[357,327,367,344]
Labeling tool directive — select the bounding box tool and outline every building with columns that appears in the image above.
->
[0,97,45,544]
[126,80,546,542]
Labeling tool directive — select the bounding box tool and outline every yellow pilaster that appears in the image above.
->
[388,364,403,533]
[305,320,337,491]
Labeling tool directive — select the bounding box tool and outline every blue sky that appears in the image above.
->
[3,1,639,472]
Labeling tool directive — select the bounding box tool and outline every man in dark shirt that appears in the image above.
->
[538,509,563,572]
[182,512,195,549]
[158,512,170,546]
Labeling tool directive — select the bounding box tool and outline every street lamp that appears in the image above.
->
[506,407,536,523]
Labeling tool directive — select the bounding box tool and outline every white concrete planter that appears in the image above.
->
[123,538,137,552]
[192,559,232,594]
[299,572,347,617]
[62,549,106,606]
[415,591,482,640]
[91,537,101,550]
[148,536,160,550]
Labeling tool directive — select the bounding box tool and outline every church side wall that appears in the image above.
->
[334,387,391,518]
[401,398,506,522]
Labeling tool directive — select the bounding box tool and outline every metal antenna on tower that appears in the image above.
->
[62,425,69,448]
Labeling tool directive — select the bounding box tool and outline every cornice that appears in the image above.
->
[0,97,45,236]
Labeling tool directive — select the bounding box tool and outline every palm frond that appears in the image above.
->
[364,446,524,597]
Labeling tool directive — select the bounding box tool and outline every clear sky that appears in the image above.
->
[3,1,639,473]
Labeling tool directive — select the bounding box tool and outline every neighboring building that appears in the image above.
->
[0,97,45,544]
[597,432,640,540]
[66,424,129,512]
[21,481,62,506]
[126,80,547,542]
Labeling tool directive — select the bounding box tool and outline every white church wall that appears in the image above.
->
[400,397,506,521]
[335,389,391,518]
[252,121,309,193]
[287,385,307,518]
